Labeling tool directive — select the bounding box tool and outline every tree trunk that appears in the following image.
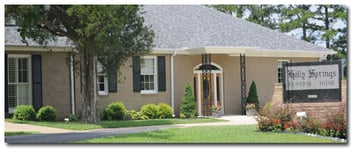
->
[80,48,99,124]
[324,5,330,48]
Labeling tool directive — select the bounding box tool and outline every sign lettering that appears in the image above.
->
[285,64,339,90]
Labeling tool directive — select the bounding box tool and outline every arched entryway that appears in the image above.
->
[193,63,224,116]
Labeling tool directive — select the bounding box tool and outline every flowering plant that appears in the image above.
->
[246,103,256,110]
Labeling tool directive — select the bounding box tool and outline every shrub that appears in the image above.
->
[180,82,197,118]
[13,105,36,121]
[257,102,347,139]
[36,106,58,121]
[246,81,259,110]
[158,103,173,118]
[104,102,127,120]
[140,104,159,119]
[125,110,148,120]
[256,102,291,132]
[65,114,80,122]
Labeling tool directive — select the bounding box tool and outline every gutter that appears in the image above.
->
[70,53,76,115]
[170,51,176,117]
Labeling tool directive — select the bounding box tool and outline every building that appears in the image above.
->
[4,5,335,118]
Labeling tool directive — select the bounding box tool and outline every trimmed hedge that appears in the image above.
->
[158,103,173,118]
[140,104,159,119]
[104,102,127,120]
[13,105,36,121]
[124,110,148,120]
[36,106,58,121]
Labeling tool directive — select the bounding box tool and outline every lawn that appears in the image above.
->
[76,125,341,143]
[5,118,225,131]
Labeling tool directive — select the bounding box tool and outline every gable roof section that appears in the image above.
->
[5,5,333,54]
[142,5,331,52]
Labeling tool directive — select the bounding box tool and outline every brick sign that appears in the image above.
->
[283,61,341,103]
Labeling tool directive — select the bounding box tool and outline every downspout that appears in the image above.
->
[70,54,76,115]
[171,51,176,117]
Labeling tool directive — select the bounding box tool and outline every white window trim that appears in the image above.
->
[277,59,290,83]
[97,62,109,95]
[140,56,158,94]
[7,54,32,113]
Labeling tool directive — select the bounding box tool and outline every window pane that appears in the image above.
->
[99,76,105,83]
[17,84,29,105]
[140,75,155,91]
[277,61,288,83]
[97,62,104,73]
[18,58,29,83]
[99,84,105,91]
[141,58,155,75]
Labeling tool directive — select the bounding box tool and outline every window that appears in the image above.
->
[140,56,157,94]
[97,62,108,95]
[7,55,32,113]
[277,60,289,83]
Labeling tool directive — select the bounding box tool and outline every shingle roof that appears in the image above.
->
[5,26,74,47]
[5,5,332,52]
[142,5,331,51]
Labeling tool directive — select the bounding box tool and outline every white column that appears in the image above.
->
[197,73,202,116]
[213,73,218,107]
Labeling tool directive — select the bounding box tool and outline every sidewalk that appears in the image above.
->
[5,122,79,134]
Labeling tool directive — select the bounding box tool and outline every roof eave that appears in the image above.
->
[152,46,335,59]
[5,45,74,53]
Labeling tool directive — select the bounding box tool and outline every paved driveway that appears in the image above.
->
[5,115,258,144]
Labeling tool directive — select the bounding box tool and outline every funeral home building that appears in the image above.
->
[4,5,336,118]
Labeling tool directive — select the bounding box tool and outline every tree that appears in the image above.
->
[180,82,197,118]
[279,5,319,42]
[314,5,346,49]
[245,5,282,30]
[5,5,154,123]
[246,81,259,110]
[210,5,282,30]
[209,5,245,18]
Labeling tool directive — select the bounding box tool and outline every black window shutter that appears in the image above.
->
[5,54,8,113]
[158,56,166,91]
[108,63,117,93]
[32,55,42,111]
[133,56,141,92]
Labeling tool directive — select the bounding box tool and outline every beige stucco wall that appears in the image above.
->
[245,57,320,110]
[172,55,320,116]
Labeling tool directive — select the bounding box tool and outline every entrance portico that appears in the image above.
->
[193,63,224,116]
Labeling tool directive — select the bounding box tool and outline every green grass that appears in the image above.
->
[5,118,225,131]
[76,125,341,143]
[5,131,40,136]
